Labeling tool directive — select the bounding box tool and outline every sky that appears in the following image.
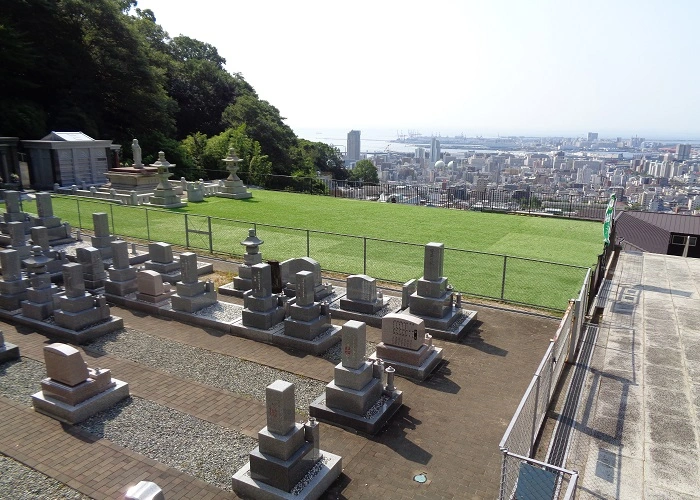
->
[134,0,700,140]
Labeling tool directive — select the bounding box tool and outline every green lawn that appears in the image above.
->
[24,191,603,311]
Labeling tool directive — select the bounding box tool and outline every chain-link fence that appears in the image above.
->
[15,194,591,312]
[500,452,578,500]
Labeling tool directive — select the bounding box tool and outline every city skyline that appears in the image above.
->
[135,0,700,139]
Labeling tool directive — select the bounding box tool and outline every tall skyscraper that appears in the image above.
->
[347,130,361,161]
[676,144,692,161]
[430,137,441,164]
[587,132,598,142]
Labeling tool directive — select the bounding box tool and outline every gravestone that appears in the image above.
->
[2,191,29,233]
[30,226,66,278]
[186,181,205,202]
[90,213,116,259]
[170,252,217,313]
[5,221,31,259]
[241,263,285,330]
[310,320,403,434]
[284,271,332,340]
[406,242,477,341]
[0,329,20,362]
[369,313,443,381]
[53,263,115,332]
[21,246,59,321]
[232,380,342,499]
[105,240,138,296]
[31,343,129,424]
[340,274,389,314]
[31,193,73,245]
[144,242,180,275]
[217,148,252,199]
[0,249,29,310]
[76,246,107,292]
[136,270,174,304]
[280,257,333,301]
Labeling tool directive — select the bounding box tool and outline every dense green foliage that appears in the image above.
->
[0,0,341,181]
[349,159,379,184]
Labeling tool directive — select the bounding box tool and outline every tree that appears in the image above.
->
[294,139,347,180]
[349,159,379,184]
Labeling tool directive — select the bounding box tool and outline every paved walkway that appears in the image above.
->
[563,251,700,499]
[0,294,558,498]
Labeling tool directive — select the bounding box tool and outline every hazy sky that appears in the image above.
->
[134,0,700,139]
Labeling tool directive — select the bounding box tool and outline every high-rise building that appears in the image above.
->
[676,144,692,161]
[347,130,361,161]
[430,137,441,164]
[587,132,598,142]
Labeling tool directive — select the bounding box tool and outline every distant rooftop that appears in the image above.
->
[41,131,94,141]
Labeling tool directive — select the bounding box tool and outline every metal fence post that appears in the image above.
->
[363,237,367,275]
[531,374,540,454]
[501,255,508,300]
[110,204,115,234]
[77,197,82,229]
[145,208,150,242]
[306,229,310,257]
[208,216,213,253]
[185,213,190,248]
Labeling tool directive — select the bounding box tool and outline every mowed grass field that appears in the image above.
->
[31,190,603,310]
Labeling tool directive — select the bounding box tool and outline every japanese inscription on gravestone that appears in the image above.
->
[382,314,425,350]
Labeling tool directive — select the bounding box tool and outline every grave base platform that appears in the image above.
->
[0,342,20,362]
[217,282,246,298]
[7,313,123,344]
[156,261,214,284]
[328,290,403,328]
[231,321,342,355]
[31,379,129,424]
[369,347,443,382]
[402,307,477,342]
[217,191,252,200]
[309,390,402,435]
[232,452,341,500]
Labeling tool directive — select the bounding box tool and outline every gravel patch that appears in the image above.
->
[0,454,90,500]
[0,358,44,406]
[192,301,242,322]
[84,328,326,411]
[79,397,255,491]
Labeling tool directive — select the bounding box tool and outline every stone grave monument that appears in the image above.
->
[3,221,31,259]
[284,271,332,341]
[30,192,73,245]
[105,240,138,297]
[232,380,341,500]
[339,274,389,315]
[370,313,443,381]
[280,257,333,301]
[21,246,59,321]
[76,246,107,292]
[144,242,180,283]
[406,242,477,341]
[241,263,286,330]
[104,139,161,193]
[90,212,116,259]
[31,343,129,424]
[2,191,29,233]
[53,262,123,339]
[310,320,403,434]
[30,225,68,279]
[144,151,186,208]
[0,329,20,362]
[217,148,252,199]
[135,269,174,305]
[170,252,217,313]
[231,228,264,297]
[0,249,28,311]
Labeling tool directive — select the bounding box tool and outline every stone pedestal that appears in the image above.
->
[3,221,31,259]
[76,246,107,292]
[136,270,174,304]
[170,252,217,313]
[232,380,341,500]
[144,242,181,274]
[230,228,264,297]
[30,193,73,245]
[340,274,389,314]
[2,191,29,234]
[53,263,116,331]
[31,343,129,424]
[0,249,28,310]
[21,247,59,321]
[90,212,115,259]
[310,321,403,434]
[0,331,20,362]
[242,263,286,330]
[217,148,252,199]
[280,257,333,301]
[105,240,138,296]
[369,313,443,381]
[406,242,477,341]
[143,152,186,208]
[284,271,332,341]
